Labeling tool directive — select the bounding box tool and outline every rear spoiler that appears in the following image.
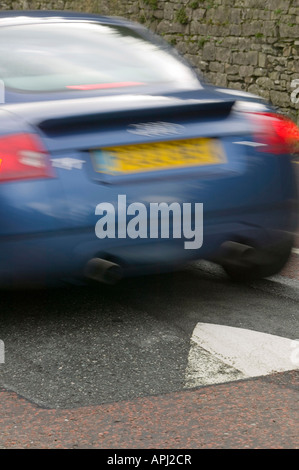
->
[38,99,235,135]
[3,94,235,136]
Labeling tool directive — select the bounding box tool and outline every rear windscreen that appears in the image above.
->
[0,21,200,93]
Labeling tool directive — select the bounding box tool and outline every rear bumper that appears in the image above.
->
[0,200,297,288]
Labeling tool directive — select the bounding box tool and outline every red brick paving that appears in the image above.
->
[0,370,298,449]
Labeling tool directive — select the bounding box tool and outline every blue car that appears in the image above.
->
[0,10,298,288]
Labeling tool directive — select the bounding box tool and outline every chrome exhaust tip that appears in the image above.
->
[84,258,123,285]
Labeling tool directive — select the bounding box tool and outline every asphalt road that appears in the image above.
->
[0,255,298,449]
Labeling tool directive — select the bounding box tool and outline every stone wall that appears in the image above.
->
[0,0,298,124]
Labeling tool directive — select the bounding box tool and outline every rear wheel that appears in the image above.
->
[222,236,293,282]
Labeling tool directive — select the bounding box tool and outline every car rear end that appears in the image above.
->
[0,93,298,287]
[0,13,298,287]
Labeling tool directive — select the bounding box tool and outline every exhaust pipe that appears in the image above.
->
[84,258,123,285]
[219,241,256,267]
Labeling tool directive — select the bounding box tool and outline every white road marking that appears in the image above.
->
[185,323,298,388]
[185,343,246,388]
[292,248,299,255]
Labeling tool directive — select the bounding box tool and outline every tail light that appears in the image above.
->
[0,133,55,183]
[249,112,299,154]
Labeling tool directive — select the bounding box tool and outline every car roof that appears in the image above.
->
[0,10,130,27]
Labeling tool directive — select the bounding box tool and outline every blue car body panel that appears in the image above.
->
[0,11,297,287]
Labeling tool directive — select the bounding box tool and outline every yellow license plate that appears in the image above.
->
[91,138,226,175]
